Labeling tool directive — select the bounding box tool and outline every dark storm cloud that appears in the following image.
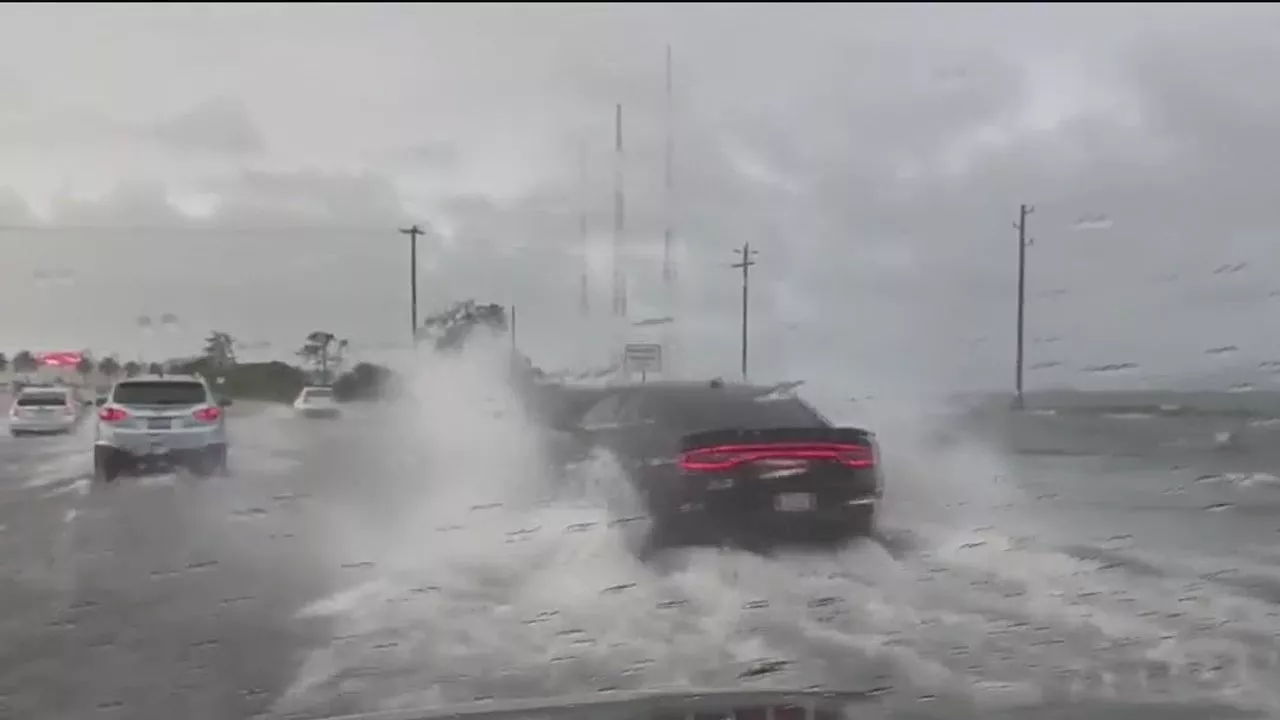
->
[7,4,1280,383]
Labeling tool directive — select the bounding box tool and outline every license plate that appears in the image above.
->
[148,445,170,456]
[146,418,171,430]
[774,492,816,512]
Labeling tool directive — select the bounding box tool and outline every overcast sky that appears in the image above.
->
[3,3,1280,394]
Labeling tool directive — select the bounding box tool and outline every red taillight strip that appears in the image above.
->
[98,407,129,422]
[679,442,874,472]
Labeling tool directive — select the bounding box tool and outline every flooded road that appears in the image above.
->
[2,391,1278,720]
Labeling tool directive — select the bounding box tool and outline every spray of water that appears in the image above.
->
[274,340,1280,717]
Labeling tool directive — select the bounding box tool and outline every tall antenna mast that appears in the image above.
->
[612,103,628,317]
[578,137,590,318]
[662,44,676,291]
[661,44,678,377]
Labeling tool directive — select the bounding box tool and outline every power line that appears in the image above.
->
[0,223,402,233]
[731,241,758,381]
[1013,203,1034,409]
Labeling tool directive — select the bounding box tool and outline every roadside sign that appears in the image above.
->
[623,343,663,378]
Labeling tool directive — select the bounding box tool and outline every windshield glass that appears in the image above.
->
[16,392,68,407]
[5,5,1279,720]
[112,381,207,406]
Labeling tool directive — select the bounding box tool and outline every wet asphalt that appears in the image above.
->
[1,396,1279,720]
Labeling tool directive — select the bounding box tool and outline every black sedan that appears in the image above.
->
[547,380,883,553]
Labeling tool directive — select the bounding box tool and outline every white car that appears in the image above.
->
[293,386,341,418]
[9,386,82,436]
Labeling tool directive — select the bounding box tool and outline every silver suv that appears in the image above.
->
[93,374,232,481]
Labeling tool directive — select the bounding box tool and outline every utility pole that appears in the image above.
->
[731,242,758,381]
[400,225,424,347]
[1013,204,1034,409]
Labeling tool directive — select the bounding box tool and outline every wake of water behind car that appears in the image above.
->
[274,345,1280,718]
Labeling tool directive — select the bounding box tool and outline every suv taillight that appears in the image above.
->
[99,407,128,422]
[193,406,221,423]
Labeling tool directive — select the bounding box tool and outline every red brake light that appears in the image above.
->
[679,442,875,472]
[99,407,128,422]
[193,406,221,423]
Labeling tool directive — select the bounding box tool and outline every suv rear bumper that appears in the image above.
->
[95,443,226,473]
[96,425,227,454]
[10,416,78,433]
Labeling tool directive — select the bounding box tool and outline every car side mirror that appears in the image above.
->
[94,397,106,406]
[218,397,232,407]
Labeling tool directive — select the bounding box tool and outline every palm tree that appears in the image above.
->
[297,330,345,383]
[202,331,237,370]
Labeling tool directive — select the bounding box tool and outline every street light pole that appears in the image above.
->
[399,225,424,347]
[731,242,758,381]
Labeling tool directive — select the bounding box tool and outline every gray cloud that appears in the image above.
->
[0,186,35,226]
[150,95,265,156]
[5,5,1280,387]
[206,169,408,227]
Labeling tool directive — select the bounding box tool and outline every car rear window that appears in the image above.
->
[17,393,69,407]
[305,388,333,398]
[645,392,828,433]
[113,381,207,406]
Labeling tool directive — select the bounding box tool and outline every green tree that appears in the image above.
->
[123,360,142,378]
[202,331,237,370]
[0,352,8,374]
[147,362,163,375]
[420,300,508,352]
[76,355,96,377]
[12,350,37,374]
[98,356,121,378]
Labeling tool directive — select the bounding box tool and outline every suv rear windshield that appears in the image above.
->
[304,388,333,398]
[113,381,208,406]
[17,392,69,407]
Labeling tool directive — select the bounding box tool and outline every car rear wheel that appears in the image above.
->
[93,448,120,482]
[642,512,709,556]
[843,503,877,537]
[191,445,229,478]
